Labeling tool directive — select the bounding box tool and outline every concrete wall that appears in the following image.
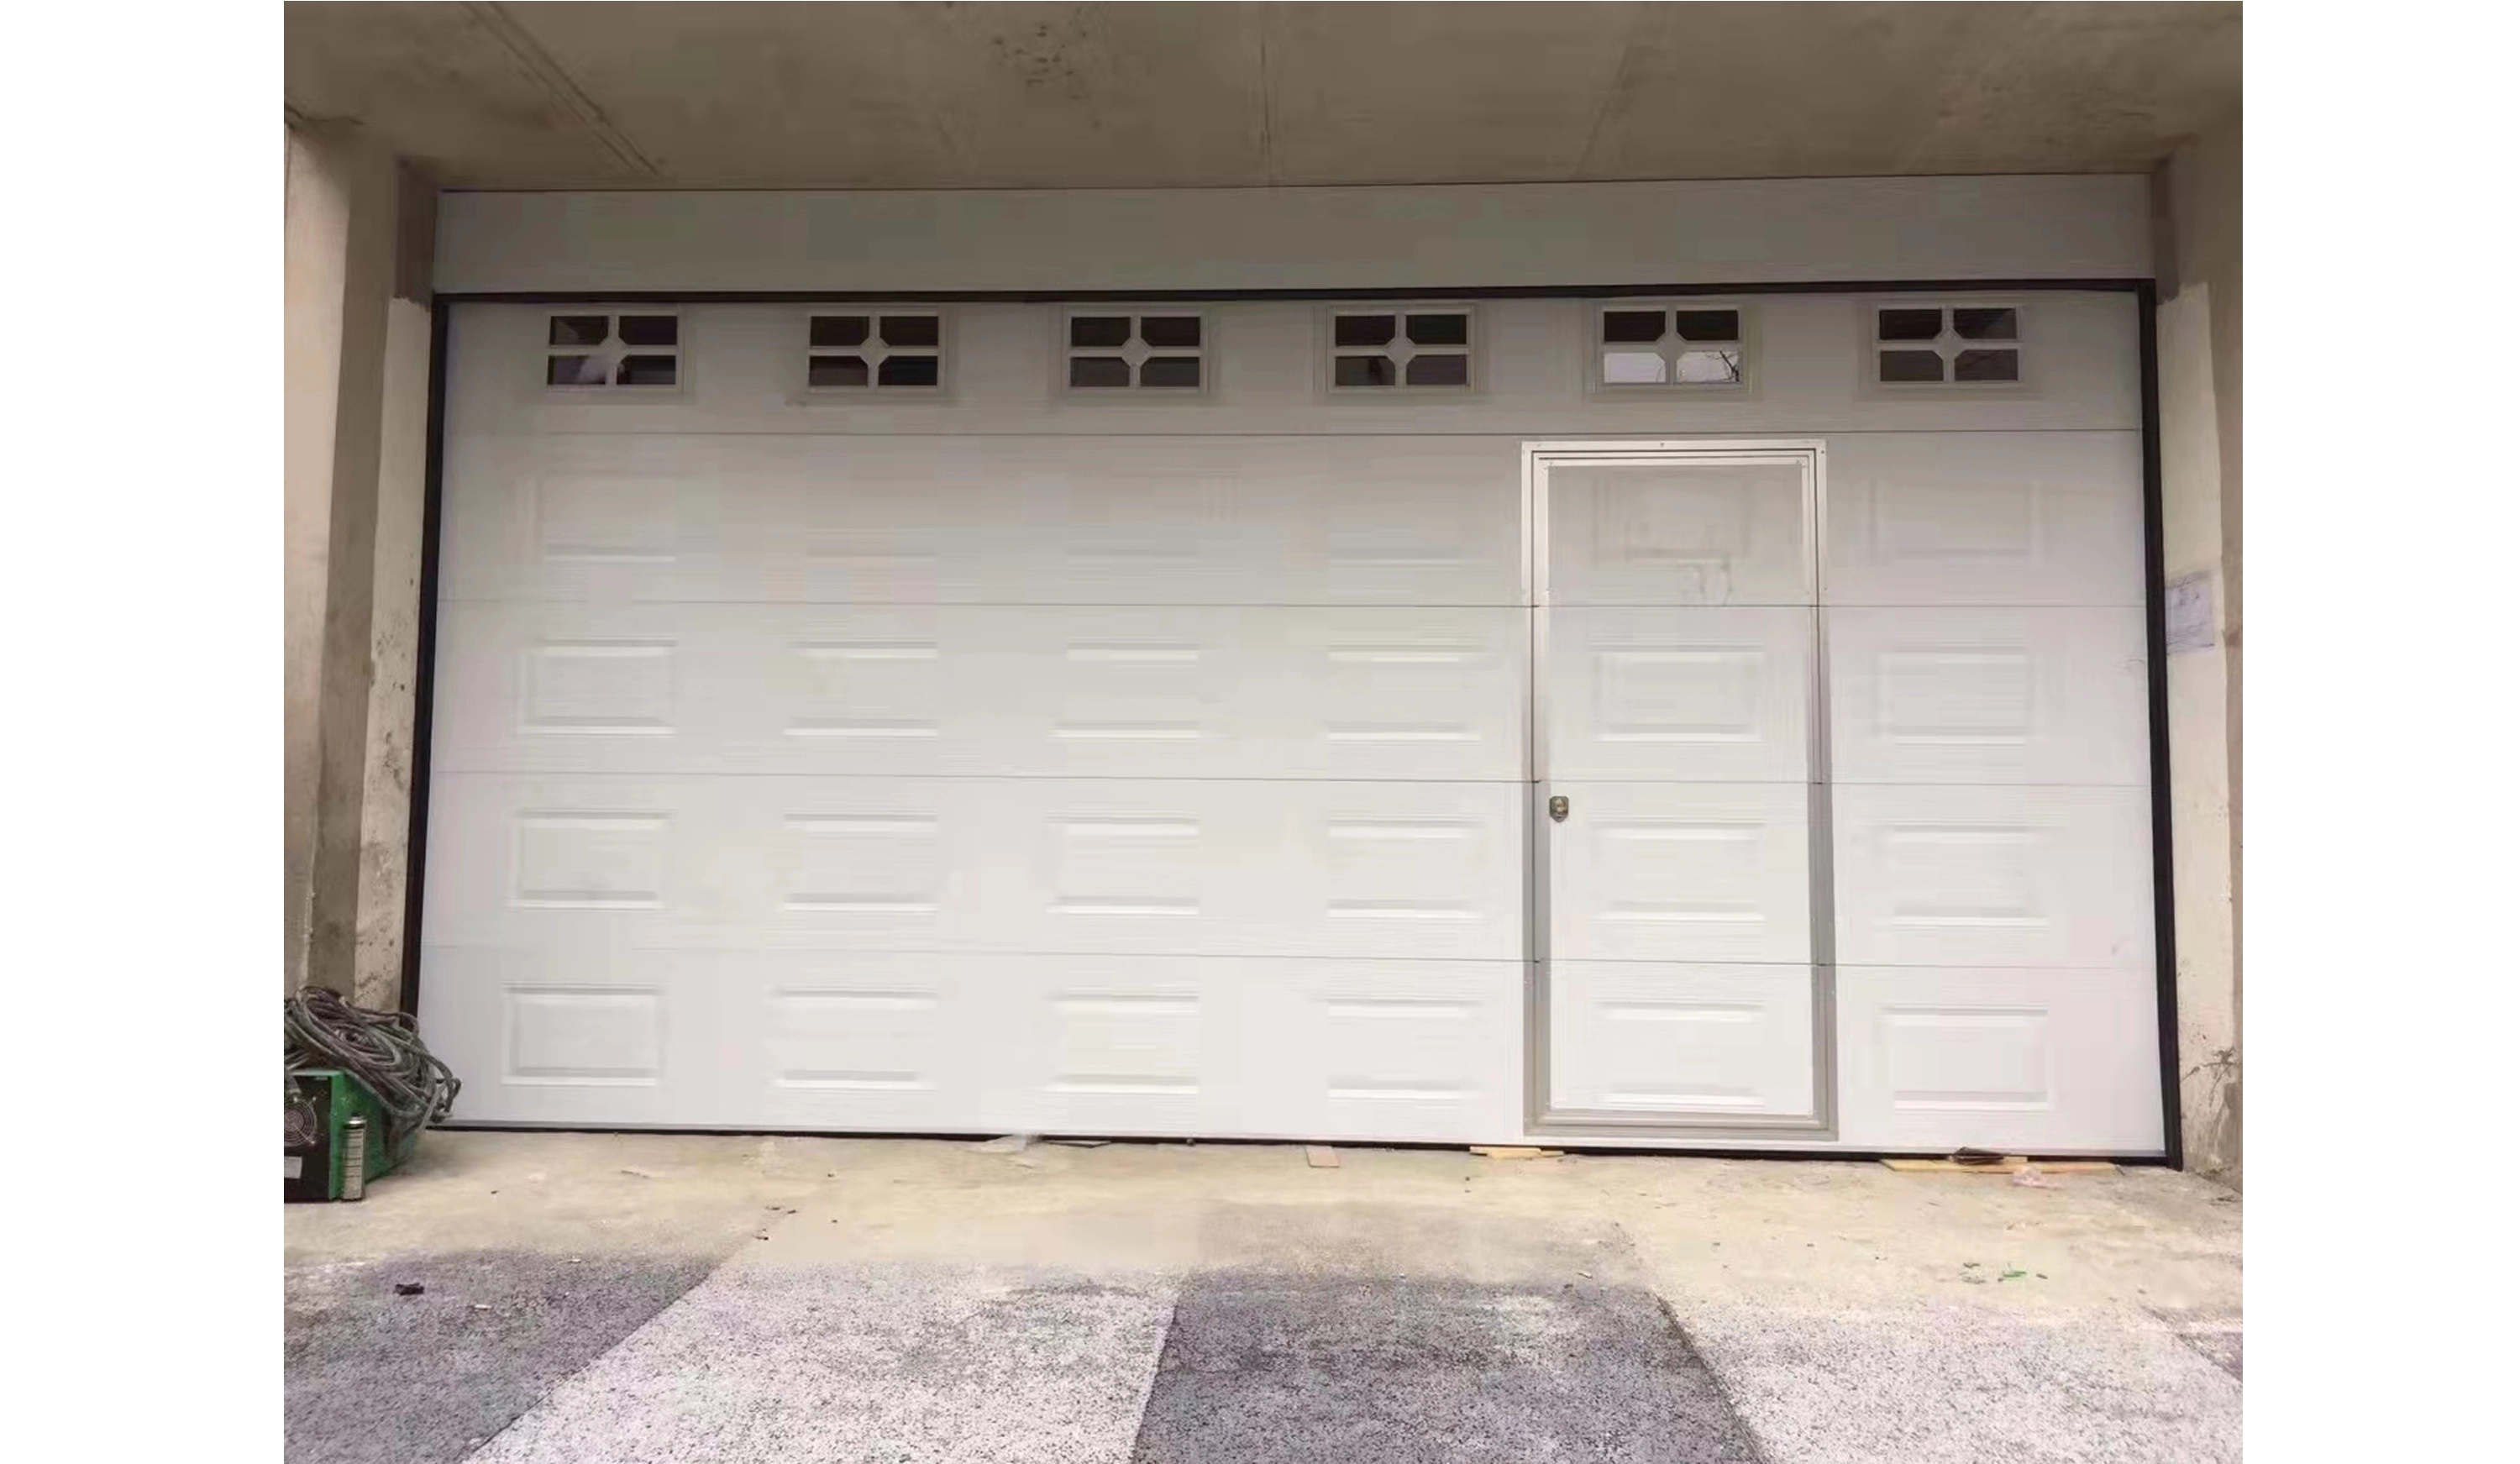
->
[433,176,2152,293]
[285,123,433,1007]
[2151,116,2243,1184]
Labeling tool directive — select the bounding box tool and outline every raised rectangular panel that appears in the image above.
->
[1294,607,1523,780]
[1880,1006,2050,1111]
[1546,606,1811,781]
[533,469,680,564]
[521,642,676,735]
[1549,783,1810,964]
[1296,784,1522,960]
[1830,607,2148,784]
[1320,643,1481,746]
[421,948,737,1124]
[1318,995,1478,1105]
[1837,967,2164,1152]
[790,639,944,742]
[1048,991,1202,1095]
[507,988,663,1084]
[779,816,945,914]
[1322,819,1483,925]
[1053,640,1209,743]
[767,987,941,1090]
[1546,459,1812,605]
[1547,963,1815,1118]
[1047,815,1206,920]
[1834,784,2153,968]
[1826,433,2144,606]
[512,813,668,909]
[1247,959,1521,1141]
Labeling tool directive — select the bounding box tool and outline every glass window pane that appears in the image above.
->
[545,354,607,386]
[1405,353,1470,387]
[1068,356,1131,388]
[1675,349,1744,385]
[1953,348,2020,382]
[549,315,610,347]
[1877,307,1945,342]
[1070,316,1131,349]
[615,354,678,386]
[1601,349,1667,385]
[617,314,678,347]
[808,355,870,388]
[1140,355,1201,388]
[1404,312,1469,347]
[1952,307,2018,341]
[811,315,870,349]
[878,354,940,387]
[1335,354,1397,387]
[1603,309,1666,344]
[879,314,939,348]
[1139,316,1201,349]
[1672,309,1740,343]
[1334,314,1397,349]
[1877,349,1945,383]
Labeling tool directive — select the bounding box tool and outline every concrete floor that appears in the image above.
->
[286,1132,2241,1463]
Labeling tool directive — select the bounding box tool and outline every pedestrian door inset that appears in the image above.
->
[1530,443,1830,1131]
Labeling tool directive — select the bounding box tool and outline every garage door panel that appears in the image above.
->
[1828,606,2149,785]
[428,950,1521,1139]
[1547,962,1817,1119]
[433,604,1524,779]
[1545,606,1812,782]
[423,774,1520,959]
[1824,432,2145,606]
[1832,784,2153,968]
[1836,966,2164,1152]
[444,433,1522,606]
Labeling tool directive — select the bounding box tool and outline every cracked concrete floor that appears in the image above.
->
[286,1133,2240,1463]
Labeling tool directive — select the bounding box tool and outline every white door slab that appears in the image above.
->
[1531,443,1827,1128]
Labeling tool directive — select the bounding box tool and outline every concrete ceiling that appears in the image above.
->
[285,2,2242,190]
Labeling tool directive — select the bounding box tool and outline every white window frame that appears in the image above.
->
[1320,302,1482,396]
[1861,298,2029,393]
[798,306,950,397]
[1585,299,1756,397]
[1056,307,1214,399]
[538,307,686,396]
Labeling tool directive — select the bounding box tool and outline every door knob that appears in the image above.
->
[1548,795,1569,822]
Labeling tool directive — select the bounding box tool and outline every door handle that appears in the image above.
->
[1548,795,1569,823]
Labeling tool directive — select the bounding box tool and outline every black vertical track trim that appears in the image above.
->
[2134,280,2184,1168]
[398,300,453,1017]
[400,280,2182,1160]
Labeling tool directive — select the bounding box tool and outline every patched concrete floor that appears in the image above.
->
[286,1134,2241,1464]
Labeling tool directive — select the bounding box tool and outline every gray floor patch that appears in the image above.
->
[285,1250,718,1464]
[1130,1272,1764,1464]
[470,1262,1176,1464]
[1683,1303,2243,1464]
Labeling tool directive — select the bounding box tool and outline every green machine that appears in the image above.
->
[283,989,461,1203]
[285,1068,414,1202]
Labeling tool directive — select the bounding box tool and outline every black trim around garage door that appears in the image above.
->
[400,278,2179,1165]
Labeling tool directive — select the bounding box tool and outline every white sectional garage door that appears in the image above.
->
[419,291,2165,1153]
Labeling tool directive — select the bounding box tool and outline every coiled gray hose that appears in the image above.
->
[284,989,461,1149]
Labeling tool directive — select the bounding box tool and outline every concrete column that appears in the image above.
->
[2151,115,2243,1185]
[285,123,433,1006]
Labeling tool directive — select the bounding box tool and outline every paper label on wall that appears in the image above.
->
[284,1155,304,1179]
[2166,572,2215,653]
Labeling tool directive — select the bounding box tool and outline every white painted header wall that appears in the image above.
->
[433,176,2153,295]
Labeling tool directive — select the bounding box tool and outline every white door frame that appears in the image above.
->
[1520,438,1839,1137]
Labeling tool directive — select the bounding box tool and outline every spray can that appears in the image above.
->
[341,1115,369,1201]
